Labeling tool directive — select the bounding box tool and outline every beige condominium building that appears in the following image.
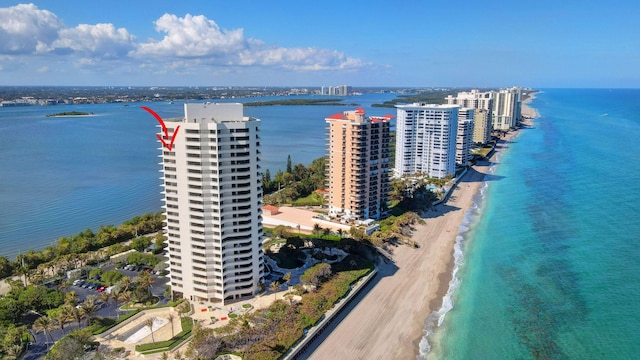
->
[446,89,493,144]
[325,108,392,221]
[160,103,263,303]
[492,87,522,131]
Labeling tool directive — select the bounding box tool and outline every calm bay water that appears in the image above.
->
[424,89,640,359]
[0,93,396,259]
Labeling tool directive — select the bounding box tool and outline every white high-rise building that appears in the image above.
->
[456,108,475,166]
[160,103,263,303]
[395,104,459,179]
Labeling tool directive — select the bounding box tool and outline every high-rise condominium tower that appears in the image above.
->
[456,108,475,166]
[326,108,392,221]
[161,103,263,303]
[491,87,522,131]
[446,90,493,144]
[395,104,459,179]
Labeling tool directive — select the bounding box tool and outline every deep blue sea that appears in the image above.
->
[0,93,396,259]
[423,89,640,359]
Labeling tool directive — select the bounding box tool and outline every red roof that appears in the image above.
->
[326,113,345,120]
[262,205,279,211]
[355,107,365,114]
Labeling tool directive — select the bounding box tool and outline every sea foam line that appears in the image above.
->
[417,178,492,359]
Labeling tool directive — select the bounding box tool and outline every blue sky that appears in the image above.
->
[0,1,639,87]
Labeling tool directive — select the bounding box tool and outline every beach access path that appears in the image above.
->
[304,111,533,359]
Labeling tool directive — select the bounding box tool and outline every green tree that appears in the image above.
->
[135,271,154,303]
[185,328,221,359]
[286,154,292,173]
[166,313,175,338]
[270,281,280,301]
[130,236,151,252]
[79,298,99,327]
[101,269,124,286]
[153,232,165,254]
[300,262,332,287]
[283,272,292,291]
[45,329,95,360]
[88,267,103,280]
[54,308,69,335]
[144,318,156,344]
[33,315,57,350]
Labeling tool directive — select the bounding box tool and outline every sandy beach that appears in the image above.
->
[305,101,537,359]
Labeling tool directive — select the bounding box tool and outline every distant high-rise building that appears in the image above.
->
[160,103,263,303]
[446,90,494,144]
[395,104,459,179]
[456,109,475,166]
[325,108,392,220]
[491,87,521,131]
[323,85,352,96]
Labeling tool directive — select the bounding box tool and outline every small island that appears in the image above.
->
[46,111,94,117]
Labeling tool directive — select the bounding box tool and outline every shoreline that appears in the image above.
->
[306,104,538,359]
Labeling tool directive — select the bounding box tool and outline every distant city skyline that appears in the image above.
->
[1,1,639,88]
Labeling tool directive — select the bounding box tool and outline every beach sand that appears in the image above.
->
[305,108,536,359]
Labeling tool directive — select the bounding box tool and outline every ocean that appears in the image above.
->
[423,89,640,359]
[0,92,396,259]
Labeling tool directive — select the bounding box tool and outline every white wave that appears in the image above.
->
[417,179,491,359]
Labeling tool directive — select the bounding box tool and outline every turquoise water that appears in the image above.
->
[424,89,640,359]
[0,93,396,258]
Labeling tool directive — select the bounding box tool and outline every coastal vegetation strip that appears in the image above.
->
[372,88,481,107]
[244,98,357,107]
[185,238,375,359]
[45,111,94,117]
[0,211,164,281]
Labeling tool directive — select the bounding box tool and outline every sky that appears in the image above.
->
[0,0,639,88]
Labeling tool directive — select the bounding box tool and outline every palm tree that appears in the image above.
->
[166,313,175,338]
[69,306,84,328]
[118,290,132,304]
[60,304,75,328]
[79,300,99,327]
[55,309,68,335]
[118,276,132,293]
[64,291,78,306]
[270,281,279,301]
[144,318,156,344]
[283,272,292,291]
[312,223,322,236]
[6,344,23,359]
[99,291,111,313]
[33,316,56,350]
[136,271,155,300]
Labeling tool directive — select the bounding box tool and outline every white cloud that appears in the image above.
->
[135,13,366,71]
[0,4,62,54]
[0,5,371,81]
[49,23,136,58]
[136,14,247,58]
